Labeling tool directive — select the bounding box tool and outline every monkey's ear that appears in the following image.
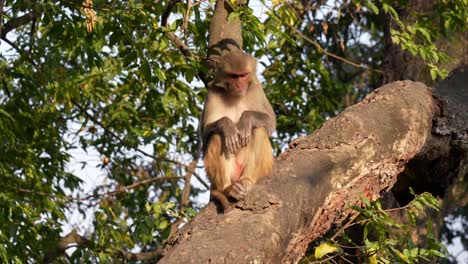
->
[202,56,222,84]
[210,56,222,66]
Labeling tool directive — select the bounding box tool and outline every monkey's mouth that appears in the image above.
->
[233,85,246,94]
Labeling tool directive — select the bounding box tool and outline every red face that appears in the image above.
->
[227,71,250,96]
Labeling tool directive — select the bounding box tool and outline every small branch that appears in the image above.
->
[0,0,4,37]
[161,0,193,59]
[72,99,156,160]
[42,229,163,263]
[42,229,90,264]
[291,26,384,74]
[169,152,201,239]
[180,157,198,209]
[1,11,38,38]
[330,211,360,241]
[119,246,163,261]
[18,176,185,202]
[29,17,37,51]
[0,36,36,65]
[192,169,209,190]
[18,188,73,201]
[183,0,192,39]
[267,5,383,74]
[79,176,186,200]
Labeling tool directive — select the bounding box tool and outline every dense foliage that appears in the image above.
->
[0,0,465,263]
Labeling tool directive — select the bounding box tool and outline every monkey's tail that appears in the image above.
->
[211,190,231,213]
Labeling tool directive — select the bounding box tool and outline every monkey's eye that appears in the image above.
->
[227,73,249,79]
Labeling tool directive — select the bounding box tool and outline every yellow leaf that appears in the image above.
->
[314,243,338,259]
[396,251,410,263]
[368,254,378,264]
[271,0,285,5]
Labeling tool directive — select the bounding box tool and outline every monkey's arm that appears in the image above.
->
[237,110,275,147]
[203,116,241,155]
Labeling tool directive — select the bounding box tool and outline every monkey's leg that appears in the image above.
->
[204,134,238,212]
[225,127,273,200]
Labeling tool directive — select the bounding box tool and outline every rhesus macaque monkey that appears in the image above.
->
[201,50,276,211]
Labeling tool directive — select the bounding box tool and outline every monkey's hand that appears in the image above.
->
[217,117,242,154]
[237,112,253,147]
[225,179,253,201]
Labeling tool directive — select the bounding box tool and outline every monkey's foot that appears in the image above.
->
[225,181,252,201]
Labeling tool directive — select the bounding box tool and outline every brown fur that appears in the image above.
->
[204,127,273,195]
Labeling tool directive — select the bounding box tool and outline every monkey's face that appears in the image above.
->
[215,51,257,97]
[226,71,250,96]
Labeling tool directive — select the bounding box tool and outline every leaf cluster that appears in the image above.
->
[307,190,448,263]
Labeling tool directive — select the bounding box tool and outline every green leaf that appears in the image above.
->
[314,243,338,259]
[141,60,152,83]
[430,67,438,80]
[0,108,14,120]
[158,220,169,230]
[365,1,379,15]
[417,27,432,42]
[227,12,240,22]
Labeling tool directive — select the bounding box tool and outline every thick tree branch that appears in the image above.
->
[157,79,467,263]
[207,0,243,57]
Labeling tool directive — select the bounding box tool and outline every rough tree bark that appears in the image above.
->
[158,72,467,263]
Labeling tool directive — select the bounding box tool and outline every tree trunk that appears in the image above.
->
[158,74,468,263]
[382,0,468,85]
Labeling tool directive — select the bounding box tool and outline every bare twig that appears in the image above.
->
[330,211,360,241]
[192,170,209,190]
[29,17,36,51]
[291,26,384,74]
[267,4,383,74]
[183,0,192,39]
[338,254,355,264]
